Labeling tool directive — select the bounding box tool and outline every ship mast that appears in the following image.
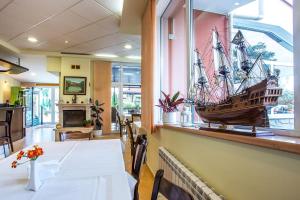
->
[194,49,208,105]
[213,30,233,100]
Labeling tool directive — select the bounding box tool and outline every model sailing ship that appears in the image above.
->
[191,30,282,133]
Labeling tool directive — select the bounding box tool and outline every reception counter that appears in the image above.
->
[0,107,25,142]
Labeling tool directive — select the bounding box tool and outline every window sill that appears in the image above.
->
[154,124,300,155]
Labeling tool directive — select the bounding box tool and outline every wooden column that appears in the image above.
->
[141,0,156,133]
[93,61,112,134]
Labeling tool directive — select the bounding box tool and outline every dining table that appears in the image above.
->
[0,139,131,200]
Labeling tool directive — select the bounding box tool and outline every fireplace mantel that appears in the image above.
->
[57,103,92,126]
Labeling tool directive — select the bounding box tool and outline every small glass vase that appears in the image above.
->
[26,160,41,191]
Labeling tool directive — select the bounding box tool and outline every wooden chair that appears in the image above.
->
[125,119,135,156]
[0,110,14,152]
[116,111,126,137]
[59,131,92,142]
[151,169,194,200]
[127,135,148,200]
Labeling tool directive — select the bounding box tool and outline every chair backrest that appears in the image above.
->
[116,111,122,125]
[6,110,14,125]
[125,119,135,156]
[131,135,147,179]
[151,169,194,200]
[59,131,92,141]
[111,107,117,123]
[131,113,141,123]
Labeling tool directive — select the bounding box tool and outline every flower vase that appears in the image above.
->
[26,160,41,191]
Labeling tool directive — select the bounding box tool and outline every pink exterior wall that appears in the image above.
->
[168,5,187,97]
[193,11,229,86]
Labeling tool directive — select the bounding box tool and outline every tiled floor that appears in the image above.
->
[1,125,154,200]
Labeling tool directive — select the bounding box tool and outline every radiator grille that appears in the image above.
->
[158,147,223,200]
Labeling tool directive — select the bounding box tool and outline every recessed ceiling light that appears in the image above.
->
[28,37,38,43]
[31,72,36,76]
[126,55,141,60]
[234,2,240,6]
[65,40,69,44]
[94,54,118,58]
[124,44,132,49]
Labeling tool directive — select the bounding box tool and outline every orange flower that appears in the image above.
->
[35,148,43,156]
[16,150,25,160]
[27,150,36,159]
[11,161,17,168]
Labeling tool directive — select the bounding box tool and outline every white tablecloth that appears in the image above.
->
[0,140,131,200]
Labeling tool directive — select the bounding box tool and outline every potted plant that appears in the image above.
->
[91,100,104,136]
[156,91,184,124]
[83,119,92,127]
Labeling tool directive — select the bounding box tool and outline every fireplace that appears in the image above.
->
[63,110,86,127]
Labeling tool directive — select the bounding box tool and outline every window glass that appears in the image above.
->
[111,64,141,115]
[123,67,141,85]
[191,0,294,129]
[112,65,121,83]
[161,0,188,96]
[231,0,294,129]
[122,86,141,114]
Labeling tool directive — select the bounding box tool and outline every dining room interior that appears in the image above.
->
[0,0,300,200]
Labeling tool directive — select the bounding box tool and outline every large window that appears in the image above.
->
[159,0,295,130]
[160,0,188,96]
[111,64,141,115]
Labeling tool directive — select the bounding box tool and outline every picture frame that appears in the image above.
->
[63,76,87,95]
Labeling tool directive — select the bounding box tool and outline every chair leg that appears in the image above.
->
[8,125,13,152]
[3,144,6,158]
[119,126,123,137]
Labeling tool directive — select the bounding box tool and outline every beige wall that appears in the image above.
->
[60,57,91,103]
[146,128,300,200]
[93,60,112,134]
[0,75,20,103]
[47,56,61,73]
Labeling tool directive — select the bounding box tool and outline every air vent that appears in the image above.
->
[61,52,91,56]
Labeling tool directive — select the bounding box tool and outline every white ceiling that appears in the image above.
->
[193,0,254,14]
[0,0,141,57]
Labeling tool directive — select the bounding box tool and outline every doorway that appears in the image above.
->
[24,86,59,127]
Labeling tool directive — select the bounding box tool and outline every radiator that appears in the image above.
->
[158,147,223,200]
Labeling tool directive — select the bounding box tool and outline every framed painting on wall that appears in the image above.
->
[63,76,87,95]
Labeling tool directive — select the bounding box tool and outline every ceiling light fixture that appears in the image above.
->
[234,2,240,6]
[94,54,118,58]
[65,40,69,44]
[126,55,141,60]
[124,44,132,49]
[28,37,38,43]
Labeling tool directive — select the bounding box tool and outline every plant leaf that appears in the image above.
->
[171,91,180,103]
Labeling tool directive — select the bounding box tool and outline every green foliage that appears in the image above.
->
[90,100,104,130]
[278,90,294,107]
[83,119,92,126]
[111,92,118,107]
[247,42,276,61]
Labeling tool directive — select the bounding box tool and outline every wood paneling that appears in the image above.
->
[93,61,112,134]
[141,0,156,133]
